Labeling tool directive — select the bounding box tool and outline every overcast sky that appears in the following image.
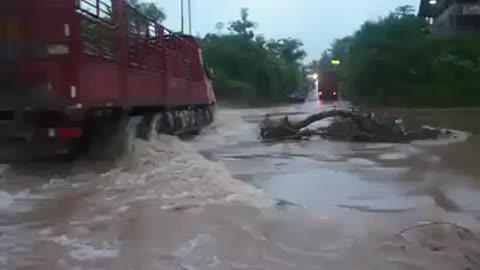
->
[154,0,420,61]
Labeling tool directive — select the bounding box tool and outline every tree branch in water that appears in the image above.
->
[260,109,448,143]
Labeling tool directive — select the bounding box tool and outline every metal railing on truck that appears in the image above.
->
[77,0,115,60]
[76,0,197,77]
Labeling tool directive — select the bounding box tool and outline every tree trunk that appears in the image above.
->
[292,110,356,129]
[260,109,445,143]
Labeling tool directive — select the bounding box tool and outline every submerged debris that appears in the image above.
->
[259,109,451,143]
[275,199,304,209]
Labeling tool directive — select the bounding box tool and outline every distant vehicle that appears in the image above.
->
[288,91,307,103]
[318,71,339,101]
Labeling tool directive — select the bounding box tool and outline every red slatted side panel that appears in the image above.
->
[75,0,122,105]
[124,5,166,105]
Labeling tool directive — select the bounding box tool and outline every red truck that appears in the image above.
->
[317,71,338,101]
[0,0,216,161]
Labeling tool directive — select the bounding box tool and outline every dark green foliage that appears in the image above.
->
[228,8,257,40]
[320,5,480,107]
[129,0,166,23]
[201,9,306,104]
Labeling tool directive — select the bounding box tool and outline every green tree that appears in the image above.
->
[317,6,480,107]
[318,36,353,71]
[228,8,257,40]
[267,38,307,64]
[341,12,431,104]
[394,5,415,17]
[201,9,306,104]
[129,0,166,22]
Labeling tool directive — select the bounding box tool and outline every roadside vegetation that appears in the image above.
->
[200,9,308,104]
[315,5,480,107]
[129,0,166,23]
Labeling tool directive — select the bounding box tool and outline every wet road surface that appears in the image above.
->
[2,99,480,269]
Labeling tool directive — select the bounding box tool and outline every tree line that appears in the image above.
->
[201,8,307,104]
[315,5,480,107]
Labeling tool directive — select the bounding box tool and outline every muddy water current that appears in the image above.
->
[1,100,480,269]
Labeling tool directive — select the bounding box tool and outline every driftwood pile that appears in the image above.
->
[260,109,450,143]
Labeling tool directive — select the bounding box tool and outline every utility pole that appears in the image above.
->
[181,0,185,33]
[188,0,192,35]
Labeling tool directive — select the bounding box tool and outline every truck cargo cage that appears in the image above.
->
[77,0,115,59]
[1,0,215,113]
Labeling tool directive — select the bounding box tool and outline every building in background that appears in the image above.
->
[418,0,480,34]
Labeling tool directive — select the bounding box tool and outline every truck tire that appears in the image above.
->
[188,110,196,128]
[164,111,175,135]
[137,113,163,141]
[208,106,216,122]
[201,109,207,127]
[174,111,184,132]
[150,112,164,138]
[186,110,201,136]
[204,108,212,124]
[137,114,152,141]
[195,109,203,128]
[137,114,151,141]
[88,115,140,160]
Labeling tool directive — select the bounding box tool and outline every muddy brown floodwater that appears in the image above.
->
[1,99,480,270]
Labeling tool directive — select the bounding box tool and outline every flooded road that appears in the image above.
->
[195,102,480,214]
[2,100,480,269]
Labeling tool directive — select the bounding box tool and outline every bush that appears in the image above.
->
[319,6,480,107]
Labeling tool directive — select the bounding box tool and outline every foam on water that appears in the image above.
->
[193,109,259,151]
[302,118,333,130]
[0,191,15,210]
[52,235,120,261]
[0,133,269,267]
[46,134,269,229]
[105,135,269,209]
[347,158,378,166]
[70,243,119,261]
[364,143,395,150]
[378,153,409,160]
[413,128,470,146]
[174,234,212,258]
[0,190,38,213]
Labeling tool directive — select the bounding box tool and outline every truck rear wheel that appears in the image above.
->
[150,112,164,138]
[87,115,140,160]
[204,108,212,124]
[137,113,163,141]
[174,111,185,132]
[164,111,175,135]
[195,109,203,128]
[208,106,216,122]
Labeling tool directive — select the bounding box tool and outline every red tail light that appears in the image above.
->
[333,92,337,96]
[48,128,82,138]
[319,91,323,96]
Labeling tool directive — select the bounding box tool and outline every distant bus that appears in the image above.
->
[318,71,339,101]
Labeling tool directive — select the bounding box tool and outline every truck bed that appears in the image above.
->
[0,0,216,162]
[0,0,215,114]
